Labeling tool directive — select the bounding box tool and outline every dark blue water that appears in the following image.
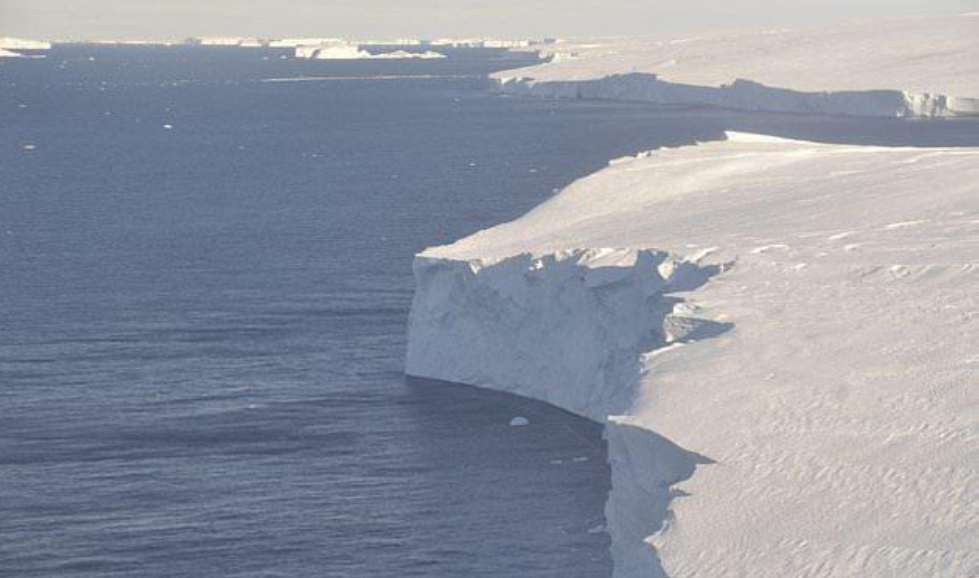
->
[0,45,704,578]
[3,46,979,578]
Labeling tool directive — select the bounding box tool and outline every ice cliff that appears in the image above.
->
[497,74,979,118]
[406,132,979,577]
[492,15,979,118]
[407,249,728,422]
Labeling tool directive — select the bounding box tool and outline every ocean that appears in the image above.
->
[3,45,978,578]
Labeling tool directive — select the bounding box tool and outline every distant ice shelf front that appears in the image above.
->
[492,15,979,118]
[405,130,979,577]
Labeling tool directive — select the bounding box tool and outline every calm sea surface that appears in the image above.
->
[2,45,978,578]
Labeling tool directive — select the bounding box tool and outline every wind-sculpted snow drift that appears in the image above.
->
[492,15,979,118]
[406,132,979,577]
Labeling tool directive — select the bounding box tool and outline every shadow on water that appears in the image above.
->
[403,376,612,577]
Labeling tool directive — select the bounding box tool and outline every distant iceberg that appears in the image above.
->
[196,36,263,47]
[269,37,345,48]
[0,37,51,50]
[295,43,446,60]
[493,16,979,118]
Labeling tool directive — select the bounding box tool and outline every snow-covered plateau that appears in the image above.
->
[406,131,979,576]
[493,15,979,118]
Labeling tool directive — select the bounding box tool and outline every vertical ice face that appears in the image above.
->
[406,248,728,577]
[491,17,979,118]
[406,248,724,422]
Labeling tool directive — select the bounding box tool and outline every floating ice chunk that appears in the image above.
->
[22,144,36,151]
[163,124,173,130]
[509,416,530,426]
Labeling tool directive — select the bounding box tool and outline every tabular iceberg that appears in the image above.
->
[406,132,979,577]
[294,43,445,60]
[493,16,979,118]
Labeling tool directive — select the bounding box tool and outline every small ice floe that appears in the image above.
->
[549,459,564,465]
[509,416,530,427]
[17,103,28,109]
[163,124,173,130]
[22,144,36,151]
[587,524,606,534]
[572,456,589,463]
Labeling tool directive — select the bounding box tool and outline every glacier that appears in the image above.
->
[406,131,979,577]
[492,15,979,118]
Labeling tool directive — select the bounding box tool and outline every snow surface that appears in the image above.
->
[493,16,979,117]
[406,133,979,577]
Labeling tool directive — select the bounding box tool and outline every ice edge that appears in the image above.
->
[494,74,979,118]
[406,247,732,577]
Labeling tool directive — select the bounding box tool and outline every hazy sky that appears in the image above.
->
[2,0,976,41]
